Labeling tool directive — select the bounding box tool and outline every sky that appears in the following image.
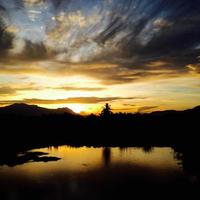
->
[0,0,200,114]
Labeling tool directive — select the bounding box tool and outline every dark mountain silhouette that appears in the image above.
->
[185,105,200,113]
[0,103,76,116]
[141,105,200,117]
[1,103,200,117]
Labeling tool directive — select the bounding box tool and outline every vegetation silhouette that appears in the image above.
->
[100,103,112,118]
[174,146,200,184]
[0,103,200,151]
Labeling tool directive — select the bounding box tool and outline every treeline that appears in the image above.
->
[0,104,200,151]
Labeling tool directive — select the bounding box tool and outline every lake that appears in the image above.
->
[0,146,199,199]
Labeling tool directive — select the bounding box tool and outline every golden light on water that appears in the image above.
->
[4,146,179,175]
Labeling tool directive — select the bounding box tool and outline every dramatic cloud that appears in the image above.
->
[0,0,200,71]
[56,86,105,91]
[0,84,42,95]
[138,106,159,113]
[0,18,13,54]
[0,86,16,95]
[1,0,200,112]
[0,96,141,105]
[0,59,190,85]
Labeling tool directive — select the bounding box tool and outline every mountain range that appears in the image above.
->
[0,103,200,117]
[0,103,76,116]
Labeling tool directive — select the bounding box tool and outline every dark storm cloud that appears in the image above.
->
[22,40,48,60]
[0,17,13,54]
[95,0,200,68]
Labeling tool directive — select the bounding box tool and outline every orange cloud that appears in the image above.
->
[0,96,141,105]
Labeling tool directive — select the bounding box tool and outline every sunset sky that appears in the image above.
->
[0,0,200,114]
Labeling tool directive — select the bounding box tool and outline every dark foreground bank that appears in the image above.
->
[0,103,200,200]
[0,103,200,151]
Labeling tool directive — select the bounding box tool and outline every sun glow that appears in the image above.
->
[40,103,88,114]
[66,104,101,114]
[65,104,87,114]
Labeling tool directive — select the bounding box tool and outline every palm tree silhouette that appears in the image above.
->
[100,103,112,118]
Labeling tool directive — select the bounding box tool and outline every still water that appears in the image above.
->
[0,146,199,199]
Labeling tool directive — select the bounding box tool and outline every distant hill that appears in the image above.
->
[0,103,76,116]
[151,106,200,116]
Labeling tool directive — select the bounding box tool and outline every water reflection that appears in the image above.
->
[102,147,111,166]
[0,146,199,199]
[142,146,154,153]
[0,146,187,171]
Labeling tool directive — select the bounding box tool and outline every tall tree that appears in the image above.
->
[100,103,112,118]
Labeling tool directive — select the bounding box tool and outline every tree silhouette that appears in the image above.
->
[100,103,112,118]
